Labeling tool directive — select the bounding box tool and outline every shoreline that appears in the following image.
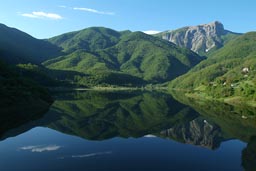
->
[48,86,168,92]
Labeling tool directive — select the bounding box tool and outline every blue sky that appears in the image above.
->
[0,0,255,38]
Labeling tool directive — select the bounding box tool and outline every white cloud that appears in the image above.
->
[19,145,62,152]
[20,11,63,20]
[73,7,115,15]
[143,30,161,35]
[21,13,39,18]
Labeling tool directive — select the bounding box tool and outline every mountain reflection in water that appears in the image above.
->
[0,90,256,171]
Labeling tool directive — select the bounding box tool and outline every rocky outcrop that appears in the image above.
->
[158,21,239,54]
[160,117,223,149]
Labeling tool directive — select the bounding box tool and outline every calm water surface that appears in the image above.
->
[0,91,255,171]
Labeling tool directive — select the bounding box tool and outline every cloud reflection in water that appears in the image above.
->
[19,145,61,152]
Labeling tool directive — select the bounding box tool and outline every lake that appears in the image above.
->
[0,90,256,171]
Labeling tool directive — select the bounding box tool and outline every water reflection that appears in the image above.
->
[19,145,62,152]
[159,117,223,149]
[2,90,256,146]
[0,103,49,141]
[0,90,256,171]
[169,90,256,142]
[242,136,256,171]
[46,91,199,140]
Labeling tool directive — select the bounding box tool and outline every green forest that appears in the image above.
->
[0,23,256,108]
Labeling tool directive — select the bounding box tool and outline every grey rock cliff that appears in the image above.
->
[159,21,238,54]
[160,118,223,149]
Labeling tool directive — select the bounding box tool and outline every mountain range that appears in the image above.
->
[0,24,204,86]
[44,27,202,84]
[0,21,255,105]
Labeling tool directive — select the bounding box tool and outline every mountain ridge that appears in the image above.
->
[156,21,241,55]
[0,23,62,64]
[44,27,203,85]
[48,27,122,53]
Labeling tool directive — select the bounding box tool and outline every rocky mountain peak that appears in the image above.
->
[158,21,237,55]
[205,21,225,34]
